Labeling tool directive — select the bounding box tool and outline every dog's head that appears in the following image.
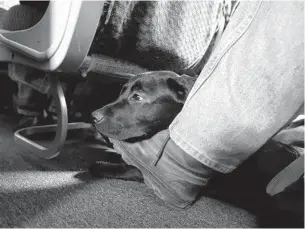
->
[92,71,195,141]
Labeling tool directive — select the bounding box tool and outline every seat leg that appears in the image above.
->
[14,75,92,159]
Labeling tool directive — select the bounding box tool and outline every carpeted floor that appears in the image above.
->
[0,114,258,228]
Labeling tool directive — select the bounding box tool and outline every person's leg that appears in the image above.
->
[169,1,304,173]
[109,1,304,209]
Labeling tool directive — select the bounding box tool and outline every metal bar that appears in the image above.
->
[14,74,92,159]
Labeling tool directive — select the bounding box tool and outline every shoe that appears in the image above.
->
[110,130,217,209]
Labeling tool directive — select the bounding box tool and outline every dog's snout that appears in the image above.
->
[91,111,105,124]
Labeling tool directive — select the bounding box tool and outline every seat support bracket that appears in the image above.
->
[14,74,92,159]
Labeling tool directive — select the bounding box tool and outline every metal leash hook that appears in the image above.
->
[14,74,92,159]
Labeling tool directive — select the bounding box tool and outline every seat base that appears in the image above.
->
[14,74,92,159]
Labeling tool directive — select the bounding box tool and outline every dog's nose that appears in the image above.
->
[91,111,105,124]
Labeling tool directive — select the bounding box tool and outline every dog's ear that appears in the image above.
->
[166,78,188,102]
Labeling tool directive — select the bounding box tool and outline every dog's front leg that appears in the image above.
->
[89,161,144,182]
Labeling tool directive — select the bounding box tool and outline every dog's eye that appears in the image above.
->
[131,93,143,101]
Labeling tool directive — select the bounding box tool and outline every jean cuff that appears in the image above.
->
[169,126,236,174]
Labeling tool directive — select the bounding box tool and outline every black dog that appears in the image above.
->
[90,71,195,180]
[88,70,304,227]
[89,70,303,185]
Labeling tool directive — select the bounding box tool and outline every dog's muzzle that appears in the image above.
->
[91,111,105,124]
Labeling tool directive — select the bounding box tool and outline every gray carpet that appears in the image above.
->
[0,114,257,228]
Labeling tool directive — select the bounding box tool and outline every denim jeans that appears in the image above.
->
[169,1,304,173]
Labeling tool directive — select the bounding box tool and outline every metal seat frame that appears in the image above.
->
[0,0,105,159]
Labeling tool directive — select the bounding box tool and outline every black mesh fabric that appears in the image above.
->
[89,1,222,76]
[1,2,47,31]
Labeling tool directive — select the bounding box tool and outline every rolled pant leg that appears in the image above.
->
[169,1,304,173]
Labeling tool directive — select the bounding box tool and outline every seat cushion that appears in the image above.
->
[89,1,222,75]
[1,3,46,31]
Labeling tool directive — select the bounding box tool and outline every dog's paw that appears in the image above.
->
[84,126,113,146]
[88,161,143,182]
[74,171,99,181]
[88,161,125,178]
